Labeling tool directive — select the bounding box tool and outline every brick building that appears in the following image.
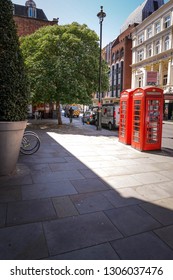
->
[13,1,58,118]
[13,0,58,37]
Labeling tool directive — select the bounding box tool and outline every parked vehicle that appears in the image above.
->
[95,103,120,130]
[82,111,96,124]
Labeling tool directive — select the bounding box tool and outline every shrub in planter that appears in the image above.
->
[0,0,29,175]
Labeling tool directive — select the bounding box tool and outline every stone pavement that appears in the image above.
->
[0,117,173,260]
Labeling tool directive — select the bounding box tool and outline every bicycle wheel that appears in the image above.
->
[20,133,40,155]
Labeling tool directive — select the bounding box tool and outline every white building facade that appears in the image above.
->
[131,0,173,119]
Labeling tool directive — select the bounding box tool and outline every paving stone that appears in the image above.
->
[31,170,85,183]
[105,205,161,236]
[43,212,122,256]
[102,189,145,208]
[24,163,51,172]
[0,174,33,187]
[70,192,114,214]
[70,178,109,193]
[19,156,67,164]
[135,184,170,201]
[140,198,173,225]
[0,204,6,228]
[22,181,77,200]
[78,169,99,179]
[49,162,87,172]
[0,186,22,203]
[154,225,173,250]
[47,243,120,260]
[159,170,173,180]
[6,198,57,225]
[105,175,141,189]
[110,232,173,260]
[158,181,173,196]
[52,196,78,217]
[0,223,48,260]
[132,171,169,185]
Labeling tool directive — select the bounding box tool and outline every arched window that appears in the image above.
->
[147,44,152,57]
[112,53,115,63]
[155,40,160,54]
[120,48,124,58]
[115,50,119,61]
[25,0,37,18]
[164,35,170,51]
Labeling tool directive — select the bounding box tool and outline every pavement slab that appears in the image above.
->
[104,205,161,236]
[46,243,120,260]
[43,212,123,256]
[70,191,114,214]
[110,232,173,260]
[6,198,57,226]
[70,178,110,193]
[140,198,173,226]
[154,225,173,250]
[22,181,77,200]
[0,223,48,260]
[0,118,173,260]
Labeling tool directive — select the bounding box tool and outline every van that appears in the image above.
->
[101,103,120,130]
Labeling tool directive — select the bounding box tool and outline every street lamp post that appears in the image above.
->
[97,6,106,130]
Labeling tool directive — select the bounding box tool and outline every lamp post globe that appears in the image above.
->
[97,6,106,130]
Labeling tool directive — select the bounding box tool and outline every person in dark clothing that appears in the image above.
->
[69,107,74,123]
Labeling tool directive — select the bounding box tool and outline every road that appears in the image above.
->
[162,121,173,150]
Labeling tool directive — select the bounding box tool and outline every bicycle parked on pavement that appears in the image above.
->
[20,130,40,155]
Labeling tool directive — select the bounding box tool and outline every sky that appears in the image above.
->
[12,0,169,47]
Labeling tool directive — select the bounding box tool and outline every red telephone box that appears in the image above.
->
[119,89,134,144]
[131,87,163,151]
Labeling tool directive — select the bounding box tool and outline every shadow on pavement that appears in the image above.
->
[0,121,173,260]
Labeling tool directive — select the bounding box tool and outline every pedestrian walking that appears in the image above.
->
[69,107,74,123]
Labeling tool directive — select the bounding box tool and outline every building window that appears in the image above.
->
[163,74,167,85]
[112,53,115,63]
[115,51,119,61]
[138,77,142,87]
[147,26,152,39]
[146,44,152,57]
[137,49,144,62]
[164,35,170,51]
[138,33,144,45]
[153,1,158,10]
[155,40,160,54]
[28,7,37,18]
[164,15,171,29]
[155,21,161,34]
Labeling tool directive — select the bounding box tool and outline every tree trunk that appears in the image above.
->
[56,101,62,125]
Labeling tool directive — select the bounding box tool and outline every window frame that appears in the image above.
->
[155,21,161,34]
[164,15,171,29]
[146,44,152,57]
[138,32,144,45]
[147,26,152,39]
[164,35,170,51]
[137,49,144,62]
[155,40,161,55]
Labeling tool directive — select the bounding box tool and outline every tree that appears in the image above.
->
[0,0,29,121]
[20,22,109,124]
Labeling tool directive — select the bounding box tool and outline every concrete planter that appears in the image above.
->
[0,121,27,176]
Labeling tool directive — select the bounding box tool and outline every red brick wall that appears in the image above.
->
[123,37,132,89]
[111,24,135,90]
[14,15,57,37]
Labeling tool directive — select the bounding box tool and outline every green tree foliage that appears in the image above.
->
[0,0,29,121]
[20,23,109,124]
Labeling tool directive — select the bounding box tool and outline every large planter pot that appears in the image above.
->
[0,121,27,176]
